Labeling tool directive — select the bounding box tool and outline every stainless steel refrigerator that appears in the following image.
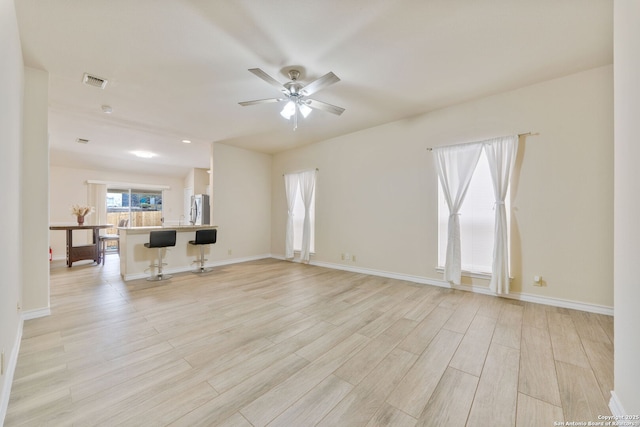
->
[190,194,210,225]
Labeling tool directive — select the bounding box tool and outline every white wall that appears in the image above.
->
[183,168,194,192]
[613,0,640,416]
[49,165,186,259]
[212,142,272,260]
[21,67,49,313]
[0,0,23,420]
[272,65,613,310]
[193,168,209,196]
[182,168,209,196]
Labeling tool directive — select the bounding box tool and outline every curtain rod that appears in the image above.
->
[283,168,319,176]
[426,132,535,151]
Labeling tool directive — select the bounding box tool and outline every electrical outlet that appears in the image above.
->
[341,253,356,262]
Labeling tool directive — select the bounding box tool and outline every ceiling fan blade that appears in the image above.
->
[248,68,288,93]
[305,98,345,116]
[238,97,285,106]
[300,72,340,96]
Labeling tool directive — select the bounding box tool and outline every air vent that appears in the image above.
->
[82,73,108,89]
[76,138,89,144]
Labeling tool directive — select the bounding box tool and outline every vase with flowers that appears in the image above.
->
[70,204,95,226]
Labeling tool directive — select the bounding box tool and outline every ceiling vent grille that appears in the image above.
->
[82,73,108,89]
[76,138,90,144]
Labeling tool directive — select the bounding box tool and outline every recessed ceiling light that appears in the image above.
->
[182,139,191,144]
[131,151,156,159]
[101,105,113,114]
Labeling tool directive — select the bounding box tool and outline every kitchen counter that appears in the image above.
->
[119,225,215,234]
[119,225,218,280]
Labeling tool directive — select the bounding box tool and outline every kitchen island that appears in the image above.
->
[119,225,218,281]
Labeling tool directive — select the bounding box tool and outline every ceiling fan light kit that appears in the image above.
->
[239,68,345,130]
[279,101,296,119]
[298,103,312,118]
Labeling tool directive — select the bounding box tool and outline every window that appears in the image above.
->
[107,188,163,228]
[292,187,315,252]
[437,150,509,274]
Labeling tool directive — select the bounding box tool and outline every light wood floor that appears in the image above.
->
[6,257,613,426]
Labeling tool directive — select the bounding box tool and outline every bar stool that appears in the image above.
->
[144,230,177,281]
[99,218,129,265]
[189,229,217,273]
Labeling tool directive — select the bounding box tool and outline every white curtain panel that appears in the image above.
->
[298,169,317,263]
[483,135,519,294]
[434,143,483,285]
[283,173,299,259]
[87,183,107,230]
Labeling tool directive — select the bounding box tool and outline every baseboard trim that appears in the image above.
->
[122,254,273,281]
[609,391,640,426]
[496,288,613,316]
[310,259,447,286]
[295,258,613,316]
[609,391,625,418]
[0,318,23,426]
[22,307,51,320]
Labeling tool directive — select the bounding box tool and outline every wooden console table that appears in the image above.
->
[49,224,112,267]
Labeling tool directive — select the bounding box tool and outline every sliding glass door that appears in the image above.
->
[107,188,163,228]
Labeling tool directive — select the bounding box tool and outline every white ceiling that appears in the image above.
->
[15,0,612,178]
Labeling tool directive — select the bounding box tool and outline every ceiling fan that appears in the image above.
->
[239,68,345,130]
